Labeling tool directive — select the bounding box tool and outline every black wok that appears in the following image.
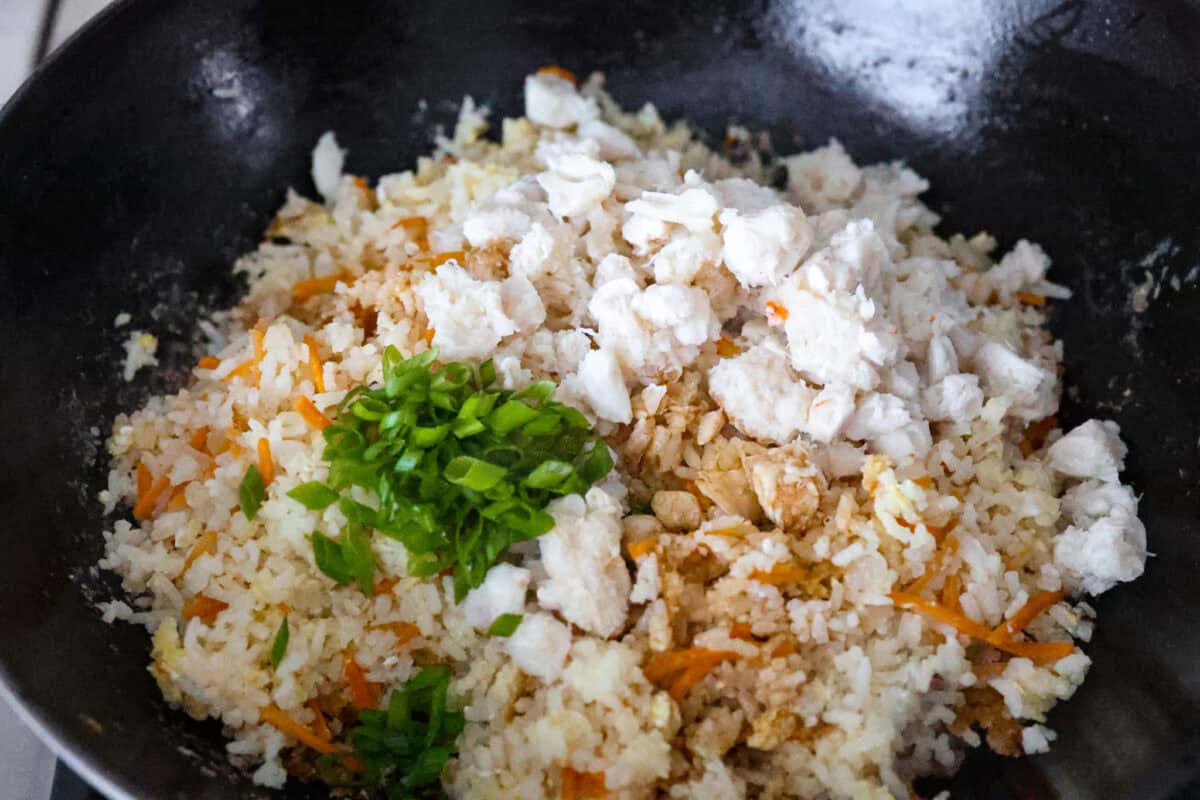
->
[1,1,1198,797]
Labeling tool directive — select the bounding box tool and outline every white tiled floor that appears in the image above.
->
[0,6,117,799]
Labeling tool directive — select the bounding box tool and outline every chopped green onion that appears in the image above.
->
[312,531,350,585]
[286,481,339,510]
[444,456,508,491]
[270,617,289,670]
[238,464,265,521]
[523,459,574,490]
[487,613,522,637]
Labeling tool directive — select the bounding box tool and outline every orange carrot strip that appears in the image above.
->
[342,650,380,710]
[561,766,579,800]
[907,537,959,595]
[373,577,398,594]
[166,483,190,512]
[295,396,332,430]
[668,658,724,701]
[411,250,465,270]
[730,622,753,640]
[626,537,657,559]
[422,327,436,347]
[303,335,326,393]
[133,474,171,520]
[771,640,798,658]
[257,438,275,486]
[538,65,578,85]
[715,336,741,357]
[177,530,218,579]
[643,648,739,685]
[576,770,607,798]
[393,216,430,250]
[293,272,348,302]
[381,621,422,647]
[750,563,808,585]
[766,300,789,322]
[305,700,332,742]
[892,591,1074,662]
[181,593,228,623]
[889,591,993,641]
[251,328,266,362]
[913,475,934,489]
[223,359,257,383]
[941,572,962,613]
[1015,291,1047,306]
[197,356,221,370]
[259,705,340,755]
[135,462,152,498]
[188,426,210,454]
[992,590,1065,641]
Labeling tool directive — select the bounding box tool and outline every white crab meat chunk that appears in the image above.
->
[462,564,531,630]
[719,193,813,288]
[707,343,814,444]
[983,239,1051,300]
[922,373,984,421]
[416,264,544,359]
[743,445,827,531]
[795,219,891,299]
[971,340,1057,421]
[784,139,864,213]
[504,611,572,682]
[843,392,911,440]
[523,71,596,129]
[461,176,546,247]
[1054,480,1146,595]
[589,278,720,377]
[622,182,720,253]
[536,487,631,637]
[536,149,616,218]
[571,348,632,424]
[650,231,722,285]
[1046,419,1127,484]
[804,383,858,443]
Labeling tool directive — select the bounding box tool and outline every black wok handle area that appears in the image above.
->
[0,1,1198,799]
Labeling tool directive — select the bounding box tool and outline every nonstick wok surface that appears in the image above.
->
[1,1,1198,798]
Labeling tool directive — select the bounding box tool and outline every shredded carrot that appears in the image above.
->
[223,358,257,383]
[295,396,332,430]
[941,572,962,613]
[135,462,152,498]
[177,530,218,579]
[422,327,436,348]
[643,648,739,700]
[181,593,228,624]
[771,640,798,658]
[411,250,465,270]
[352,176,373,203]
[749,563,808,585]
[561,767,579,800]
[303,335,326,393]
[715,336,741,357]
[906,536,959,594]
[993,590,1065,640]
[730,621,753,640]
[166,483,190,512]
[626,537,657,559]
[766,300,790,322]
[890,592,1074,663]
[577,770,606,798]
[133,474,171,520]
[305,700,332,742]
[373,577,398,594]
[342,650,381,710]
[257,438,275,486]
[538,65,578,85]
[701,526,744,537]
[293,272,349,302]
[260,705,341,755]
[251,328,265,362]
[927,517,958,542]
[381,621,422,647]
[1015,291,1047,306]
[393,216,430,250]
[188,426,210,454]
[197,356,221,370]
[913,475,934,489]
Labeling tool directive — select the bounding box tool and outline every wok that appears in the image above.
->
[0,0,1198,797]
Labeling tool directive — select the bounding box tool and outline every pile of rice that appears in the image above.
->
[98,69,1148,799]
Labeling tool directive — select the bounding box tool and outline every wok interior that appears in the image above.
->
[0,1,1198,797]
